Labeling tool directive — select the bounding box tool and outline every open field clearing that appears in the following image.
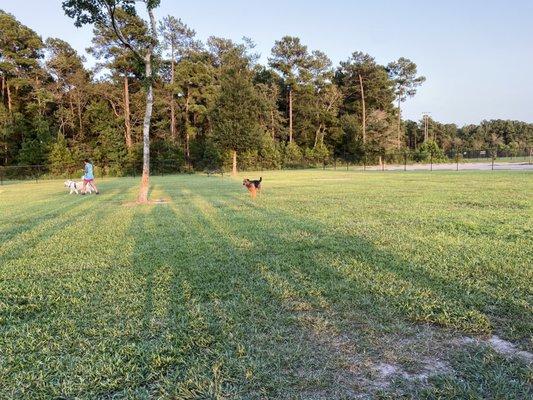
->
[1,170,532,399]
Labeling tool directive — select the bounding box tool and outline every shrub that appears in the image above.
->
[413,140,447,163]
[259,134,282,170]
[282,141,303,168]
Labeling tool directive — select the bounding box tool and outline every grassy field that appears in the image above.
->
[1,170,532,399]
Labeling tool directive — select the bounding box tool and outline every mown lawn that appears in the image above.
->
[0,170,531,399]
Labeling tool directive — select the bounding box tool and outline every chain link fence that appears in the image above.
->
[1,148,531,185]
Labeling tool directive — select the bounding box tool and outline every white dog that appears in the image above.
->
[64,177,93,195]
[64,180,80,194]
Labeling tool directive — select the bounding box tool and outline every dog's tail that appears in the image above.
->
[259,177,262,182]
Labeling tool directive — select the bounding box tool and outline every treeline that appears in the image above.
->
[1,9,531,175]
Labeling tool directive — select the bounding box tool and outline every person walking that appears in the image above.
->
[82,159,100,195]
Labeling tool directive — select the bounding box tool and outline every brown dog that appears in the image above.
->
[243,177,262,199]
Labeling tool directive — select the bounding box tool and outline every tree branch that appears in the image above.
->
[106,3,143,61]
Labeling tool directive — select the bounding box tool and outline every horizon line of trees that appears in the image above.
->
[1,7,532,177]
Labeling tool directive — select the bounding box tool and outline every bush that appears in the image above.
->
[282,141,303,168]
[48,135,75,177]
[150,140,186,174]
[413,140,447,163]
[259,134,282,170]
[310,142,331,164]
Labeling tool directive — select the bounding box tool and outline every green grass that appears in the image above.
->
[1,170,531,399]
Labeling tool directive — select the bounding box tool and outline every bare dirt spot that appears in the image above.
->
[290,318,457,397]
[291,315,532,399]
[487,336,532,362]
[453,335,532,363]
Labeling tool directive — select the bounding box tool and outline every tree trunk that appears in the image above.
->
[397,96,402,149]
[137,4,157,204]
[232,150,237,176]
[124,75,132,149]
[69,95,74,126]
[35,76,42,112]
[271,109,275,139]
[358,74,366,145]
[138,54,153,204]
[314,123,324,148]
[185,87,190,159]
[170,46,176,143]
[6,80,12,113]
[76,91,83,138]
[288,88,293,143]
[170,95,176,142]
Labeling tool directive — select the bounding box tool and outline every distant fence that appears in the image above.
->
[1,148,531,184]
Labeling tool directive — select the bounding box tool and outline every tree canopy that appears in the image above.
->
[1,6,531,175]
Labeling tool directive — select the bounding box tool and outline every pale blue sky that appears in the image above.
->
[3,0,532,125]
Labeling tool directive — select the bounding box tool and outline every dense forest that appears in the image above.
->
[1,6,532,176]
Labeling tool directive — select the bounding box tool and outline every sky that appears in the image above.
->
[2,0,533,125]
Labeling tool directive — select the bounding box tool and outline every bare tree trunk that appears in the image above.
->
[137,5,158,204]
[76,91,83,138]
[170,45,176,143]
[271,109,275,139]
[69,95,74,127]
[170,94,176,142]
[232,150,237,176]
[288,88,293,143]
[138,55,153,204]
[397,96,401,149]
[185,87,190,159]
[314,123,324,148]
[124,75,132,149]
[6,80,12,113]
[358,74,366,145]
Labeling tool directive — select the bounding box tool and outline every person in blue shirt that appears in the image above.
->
[82,159,99,195]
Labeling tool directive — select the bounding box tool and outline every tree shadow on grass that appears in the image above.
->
[0,185,132,265]
[184,188,532,396]
[25,179,529,400]
[80,188,359,399]
[0,186,133,331]
[222,192,532,346]
[152,189,427,398]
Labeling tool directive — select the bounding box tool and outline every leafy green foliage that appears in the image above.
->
[211,60,263,158]
[414,140,447,162]
[1,8,531,175]
[387,57,426,102]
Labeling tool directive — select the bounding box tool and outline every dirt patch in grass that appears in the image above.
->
[290,313,531,398]
[455,335,533,364]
